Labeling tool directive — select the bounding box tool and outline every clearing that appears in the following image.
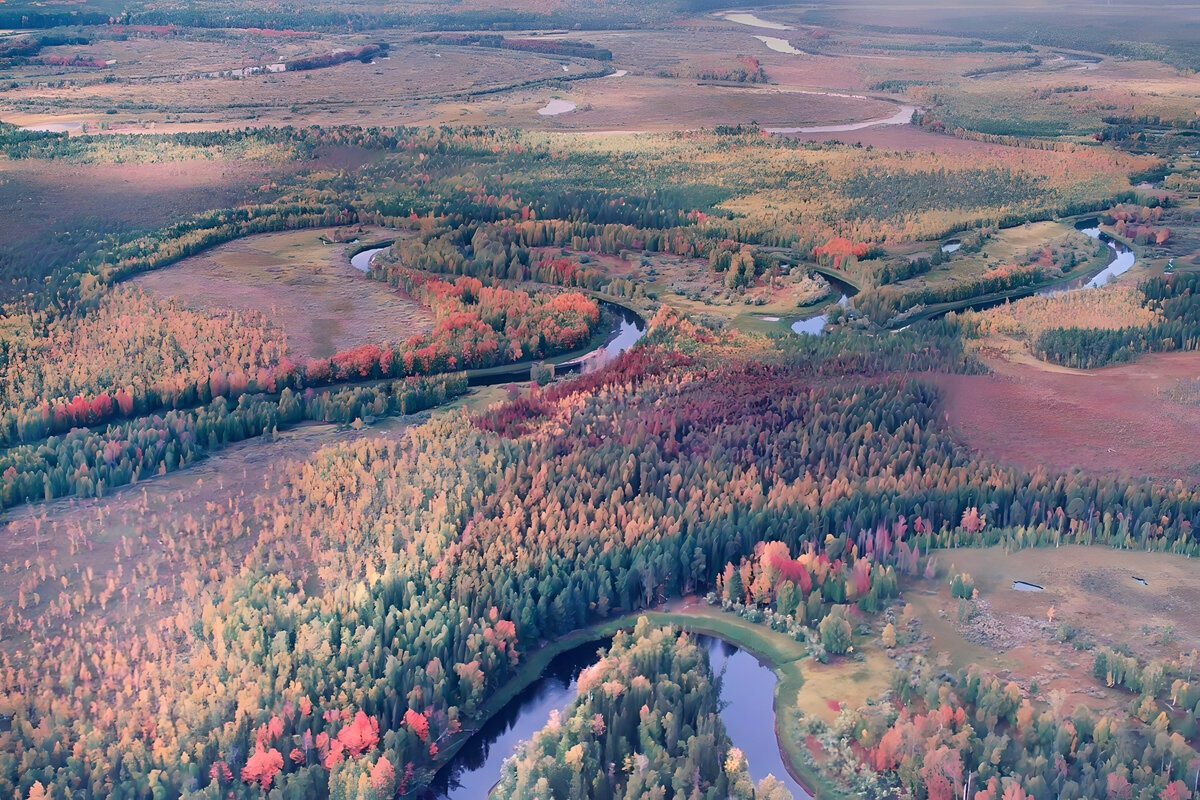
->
[132,227,433,360]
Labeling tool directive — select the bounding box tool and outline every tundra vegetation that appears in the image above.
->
[1,1,1200,799]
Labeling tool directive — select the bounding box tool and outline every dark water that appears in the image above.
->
[704,636,813,799]
[426,631,812,799]
[422,639,609,799]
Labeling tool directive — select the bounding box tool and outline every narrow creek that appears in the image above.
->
[424,633,813,799]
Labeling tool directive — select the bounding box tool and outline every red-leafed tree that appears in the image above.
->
[241,745,284,790]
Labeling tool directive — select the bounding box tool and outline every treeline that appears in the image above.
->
[109,6,661,33]
[285,43,386,71]
[0,373,468,509]
[834,649,1200,799]
[0,273,597,452]
[6,321,1200,798]
[1034,272,1200,368]
[713,539,903,660]
[421,33,613,61]
[874,40,1034,54]
[663,55,768,84]
[771,316,983,376]
[494,620,789,799]
[856,263,1053,325]
[963,57,1043,78]
[0,33,91,66]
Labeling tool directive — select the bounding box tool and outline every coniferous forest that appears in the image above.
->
[1,1,1199,799]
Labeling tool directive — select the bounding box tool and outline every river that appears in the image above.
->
[718,11,793,30]
[469,300,646,387]
[791,293,849,336]
[350,245,390,273]
[791,270,859,336]
[1037,219,1136,296]
[764,103,916,135]
[424,633,812,799]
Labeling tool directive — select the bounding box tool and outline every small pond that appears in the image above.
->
[941,239,962,254]
[538,99,577,116]
[1012,580,1044,592]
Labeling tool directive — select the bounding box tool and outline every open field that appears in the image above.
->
[893,221,1098,292]
[937,350,1200,484]
[905,545,1200,717]
[132,227,432,360]
[0,155,282,297]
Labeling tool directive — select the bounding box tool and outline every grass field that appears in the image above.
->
[906,545,1200,718]
[132,227,432,360]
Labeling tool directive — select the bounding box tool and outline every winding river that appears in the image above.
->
[791,271,859,336]
[425,633,811,799]
[764,103,916,135]
[1037,219,1136,295]
[350,244,391,273]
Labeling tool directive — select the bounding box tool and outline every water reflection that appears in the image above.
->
[427,631,812,799]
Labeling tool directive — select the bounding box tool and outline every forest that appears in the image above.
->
[2,3,1200,799]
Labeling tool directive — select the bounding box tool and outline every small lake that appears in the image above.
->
[1012,580,1043,592]
[720,11,793,30]
[350,245,390,273]
[425,631,811,799]
[538,99,577,116]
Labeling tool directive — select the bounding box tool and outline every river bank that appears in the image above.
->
[423,603,831,799]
